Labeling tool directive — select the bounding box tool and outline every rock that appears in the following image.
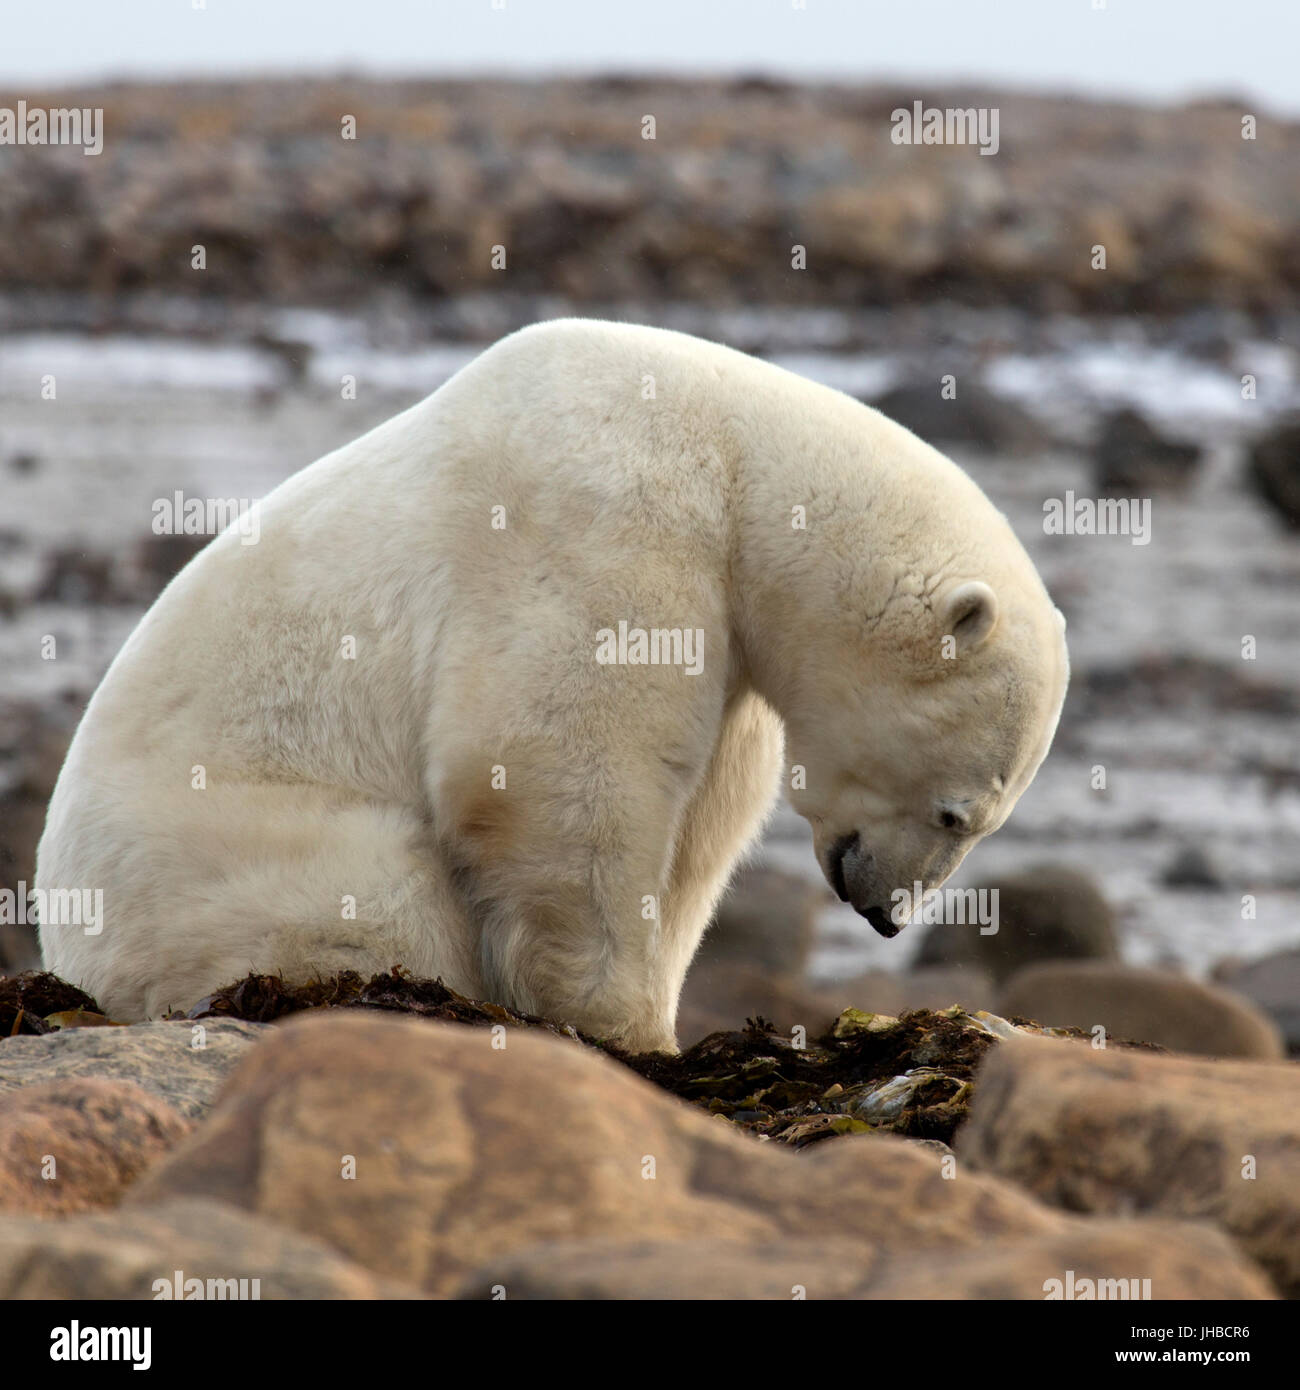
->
[1075,655,1300,720]
[1247,415,1300,529]
[960,1036,1300,1296]
[456,1222,1273,1300]
[2,81,1299,316]
[1213,948,1300,1055]
[675,961,840,1045]
[0,1018,269,1120]
[32,545,122,605]
[126,1011,1076,1295]
[0,1078,191,1215]
[1161,844,1223,889]
[692,866,824,978]
[833,965,997,1016]
[1150,192,1278,288]
[1093,407,1201,493]
[916,864,1117,984]
[0,1198,412,1299]
[996,962,1284,1059]
[128,532,208,598]
[869,380,1049,454]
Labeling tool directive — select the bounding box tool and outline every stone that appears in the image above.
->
[1212,948,1300,1055]
[675,961,840,1045]
[869,380,1049,454]
[959,1036,1300,1296]
[691,865,825,978]
[1161,844,1223,890]
[833,965,997,1016]
[32,545,122,605]
[1247,415,1300,529]
[127,1011,1071,1295]
[996,962,1284,1058]
[1093,407,1201,493]
[0,1078,191,1215]
[0,1198,412,1299]
[0,1018,269,1119]
[456,1222,1272,1300]
[916,864,1117,984]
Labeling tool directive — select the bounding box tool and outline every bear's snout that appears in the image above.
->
[826,833,900,938]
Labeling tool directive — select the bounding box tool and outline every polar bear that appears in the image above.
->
[38,320,1068,1050]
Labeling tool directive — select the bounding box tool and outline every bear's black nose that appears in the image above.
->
[864,904,900,938]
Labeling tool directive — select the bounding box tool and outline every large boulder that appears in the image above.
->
[869,380,1049,454]
[1160,843,1223,889]
[0,1078,191,1216]
[1213,948,1300,1055]
[1093,407,1201,493]
[459,1223,1272,1300]
[915,864,1117,984]
[0,1018,269,1119]
[832,965,996,1016]
[996,962,1284,1059]
[960,1036,1300,1296]
[127,1011,1274,1298]
[691,865,824,978]
[678,866,832,1043]
[675,961,841,1046]
[0,1198,413,1299]
[1246,414,1300,528]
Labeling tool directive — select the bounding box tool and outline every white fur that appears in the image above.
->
[38,320,1068,1050]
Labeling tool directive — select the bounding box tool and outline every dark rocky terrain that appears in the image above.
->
[2,77,1298,323]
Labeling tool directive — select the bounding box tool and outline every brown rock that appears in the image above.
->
[870,379,1049,454]
[675,961,840,1045]
[128,1011,1069,1295]
[457,1222,1272,1300]
[959,1037,1300,1296]
[1214,948,1300,1055]
[0,1078,191,1215]
[834,965,996,1016]
[996,962,1284,1059]
[1247,414,1300,529]
[0,1198,413,1299]
[917,864,1118,984]
[692,865,825,978]
[1094,407,1201,494]
[0,1018,270,1120]
[678,866,832,1041]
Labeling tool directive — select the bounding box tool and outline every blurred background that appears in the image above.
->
[1,0,1297,1053]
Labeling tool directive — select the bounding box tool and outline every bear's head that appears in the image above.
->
[781,574,1069,939]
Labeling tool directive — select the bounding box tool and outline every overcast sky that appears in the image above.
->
[2,0,1296,115]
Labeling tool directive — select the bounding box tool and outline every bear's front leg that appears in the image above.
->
[437,749,703,1053]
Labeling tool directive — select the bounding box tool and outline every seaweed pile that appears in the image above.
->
[1,968,1084,1148]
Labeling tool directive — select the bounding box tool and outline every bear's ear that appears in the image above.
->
[941,581,999,653]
